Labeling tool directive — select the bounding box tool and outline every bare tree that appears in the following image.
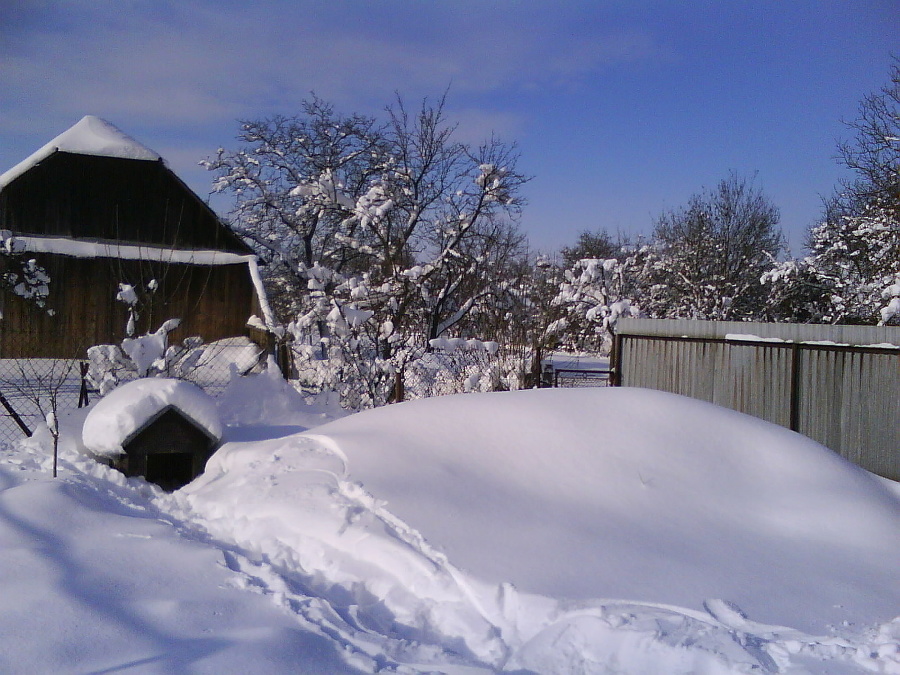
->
[0,358,79,477]
[647,172,783,320]
[560,228,620,268]
[835,57,900,209]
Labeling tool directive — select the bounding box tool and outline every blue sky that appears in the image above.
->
[1,1,896,253]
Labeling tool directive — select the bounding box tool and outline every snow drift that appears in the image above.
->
[177,386,900,673]
[304,388,900,632]
[3,382,898,673]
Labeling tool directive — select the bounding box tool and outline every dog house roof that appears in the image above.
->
[83,378,222,457]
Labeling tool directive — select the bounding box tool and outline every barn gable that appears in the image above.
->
[0,115,162,186]
[0,116,249,253]
[0,116,271,359]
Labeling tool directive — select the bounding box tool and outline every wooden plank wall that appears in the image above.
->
[0,255,258,359]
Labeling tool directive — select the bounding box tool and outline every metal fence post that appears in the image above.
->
[0,390,31,437]
[789,342,801,432]
[610,332,623,386]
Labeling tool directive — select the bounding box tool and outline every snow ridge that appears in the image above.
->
[0,115,161,189]
[171,429,899,674]
[18,439,895,675]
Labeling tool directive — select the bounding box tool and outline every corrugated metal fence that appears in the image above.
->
[613,319,900,481]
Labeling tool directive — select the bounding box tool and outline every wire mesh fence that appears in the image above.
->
[553,369,612,388]
[403,347,508,399]
[546,354,613,389]
[0,359,86,445]
[0,328,612,448]
[177,337,268,397]
[290,339,532,409]
[0,338,268,446]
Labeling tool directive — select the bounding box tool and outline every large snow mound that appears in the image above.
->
[0,115,161,188]
[7,385,899,673]
[83,378,221,457]
[173,386,900,673]
[304,388,900,633]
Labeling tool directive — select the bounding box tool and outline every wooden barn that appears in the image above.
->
[0,115,267,358]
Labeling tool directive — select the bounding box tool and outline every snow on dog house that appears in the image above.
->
[83,378,222,491]
[0,115,271,358]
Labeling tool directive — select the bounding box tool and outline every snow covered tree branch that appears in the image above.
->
[768,61,900,325]
[0,230,51,312]
[208,93,529,406]
[644,172,784,321]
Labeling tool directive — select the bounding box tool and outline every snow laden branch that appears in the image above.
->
[87,282,207,394]
[760,61,898,325]
[761,203,900,324]
[201,96,384,314]
[0,230,51,313]
[551,256,641,353]
[87,318,207,395]
[645,173,784,321]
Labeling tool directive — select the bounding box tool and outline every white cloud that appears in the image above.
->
[0,0,669,215]
[1,2,669,127]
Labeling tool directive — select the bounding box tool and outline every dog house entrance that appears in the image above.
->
[145,452,194,491]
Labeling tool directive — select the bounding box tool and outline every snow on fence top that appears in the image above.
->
[0,115,161,189]
[617,317,900,348]
[82,378,222,457]
[428,337,499,354]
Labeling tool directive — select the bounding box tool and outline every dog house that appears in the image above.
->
[115,405,219,490]
[82,378,222,490]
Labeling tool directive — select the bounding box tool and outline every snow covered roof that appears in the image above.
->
[0,115,162,189]
[13,236,255,265]
[82,378,222,457]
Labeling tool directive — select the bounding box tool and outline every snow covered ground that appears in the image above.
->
[1,368,898,674]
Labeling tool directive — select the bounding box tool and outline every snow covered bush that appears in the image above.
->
[406,338,504,398]
[785,203,900,324]
[881,274,900,325]
[551,255,642,354]
[87,318,205,395]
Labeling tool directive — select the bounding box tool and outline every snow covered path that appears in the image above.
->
[0,447,362,674]
[1,383,899,674]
